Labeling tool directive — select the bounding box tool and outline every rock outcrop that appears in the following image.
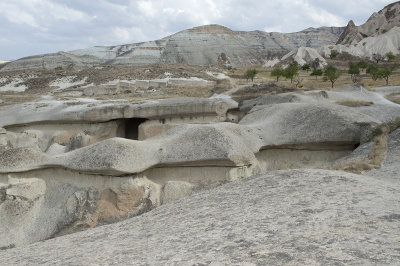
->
[264,46,327,68]
[337,1,400,45]
[319,26,400,59]
[2,85,399,248]
[0,25,343,71]
[1,168,398,265]
[313,2,400,60]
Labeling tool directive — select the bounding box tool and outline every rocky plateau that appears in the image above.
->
[0,2,399,265]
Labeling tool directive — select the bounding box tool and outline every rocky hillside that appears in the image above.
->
[337,1,400,45]
[0,25,343,71]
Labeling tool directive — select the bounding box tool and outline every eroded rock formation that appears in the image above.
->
[0,25,343,71]
[1,85,399,248]
[337,2,400,45]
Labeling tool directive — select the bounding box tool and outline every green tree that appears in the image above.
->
[323,65,341,88]
[245,68,258,82]
[379,66,395,85]
[371,66,396,85]
[271,68,284,82]
[283,63,299,83]
[310,69,323,80]
[301,64,311,72]
[348,62,360,83]
[357,61,368,73]
[386,52,395,61]
[366,63,379,75]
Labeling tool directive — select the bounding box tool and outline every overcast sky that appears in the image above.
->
[0,0,394,60]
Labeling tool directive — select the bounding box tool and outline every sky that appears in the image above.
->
[0,0,395,60]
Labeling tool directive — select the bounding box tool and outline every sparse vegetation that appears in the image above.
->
[323,65,341,88]
[294,75,303,88]
[301,64,310,72]
[348,62,360,83]
[245,68,258,82]
[378,66,395,85]
[366,63,379,75]
[357,61,368,73]
[271,68,284,81]
[369,65,395,85]
[55,66,63,71]
[283,62,299,83]
[310,69,323,80]
[386,52,395,61]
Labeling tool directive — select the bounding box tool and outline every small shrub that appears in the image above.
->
[386,52,395,61]
[310,69,323,80]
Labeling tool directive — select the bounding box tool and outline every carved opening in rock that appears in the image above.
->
[122,118,148,140]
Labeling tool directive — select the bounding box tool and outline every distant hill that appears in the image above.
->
[0,25,343,71]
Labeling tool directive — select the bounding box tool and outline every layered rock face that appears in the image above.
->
[1,85,400,248]
[319,26,400,59]
[0,25,343,71]
[265,46,327,68]
[337,1,400,45]
[288,2,400,62]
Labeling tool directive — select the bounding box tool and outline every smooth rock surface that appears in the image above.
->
[0,97,237,128]
[239,102,379,147]
[1,169,398,265]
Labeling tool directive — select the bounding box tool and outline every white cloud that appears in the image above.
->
[0,2,39,28]
[0,0,395,60]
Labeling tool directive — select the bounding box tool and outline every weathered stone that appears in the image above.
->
[0,97,238,128]
[83,84,120,96]
[337,2,400,45]
[1,169,398,265]
[161,181,200,204]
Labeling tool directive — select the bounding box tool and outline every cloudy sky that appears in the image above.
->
[0,0,394,60]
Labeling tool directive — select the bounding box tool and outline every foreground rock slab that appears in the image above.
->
[1,169,398,265]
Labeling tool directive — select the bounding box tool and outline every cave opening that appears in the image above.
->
[123,118,148,140]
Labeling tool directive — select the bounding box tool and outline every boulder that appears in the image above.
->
[239,102,379,148]
[0,171,160,248]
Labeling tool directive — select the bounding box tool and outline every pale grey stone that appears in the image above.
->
[0,169,398,265]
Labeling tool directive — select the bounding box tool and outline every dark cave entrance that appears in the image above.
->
[122,118,148,140]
